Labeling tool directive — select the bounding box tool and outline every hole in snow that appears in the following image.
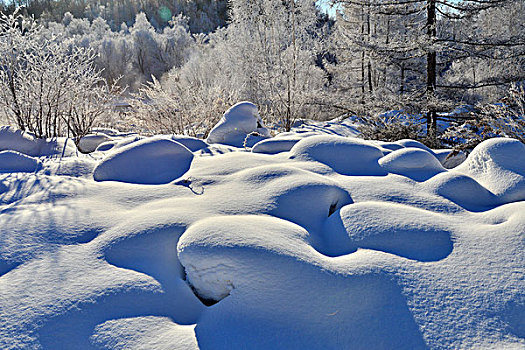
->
[181,266,231,307]
[185,280,229,307]
[328,202,338,217]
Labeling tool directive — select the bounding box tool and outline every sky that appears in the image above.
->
[317,0,339,17]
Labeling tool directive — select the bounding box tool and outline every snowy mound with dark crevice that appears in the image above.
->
[0,133,524,350]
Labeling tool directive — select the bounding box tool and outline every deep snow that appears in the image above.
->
[0,112,524,349]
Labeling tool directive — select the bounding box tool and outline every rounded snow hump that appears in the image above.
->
[206,101,270,147]
[93,137,194,185]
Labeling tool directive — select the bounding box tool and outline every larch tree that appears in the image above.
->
[331,0,525,139]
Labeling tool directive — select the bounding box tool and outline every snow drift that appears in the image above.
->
[93,138,194,184]
[0,130,524,350]
[206,101,271,147]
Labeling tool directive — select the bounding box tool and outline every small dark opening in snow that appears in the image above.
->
[328,202,338,217]
[182,269,228,307]
[187,282,225,307]
[257,121,262,128]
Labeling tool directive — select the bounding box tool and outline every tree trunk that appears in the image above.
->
[426,0,437,138]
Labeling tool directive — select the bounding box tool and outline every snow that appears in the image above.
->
[251,137,300,154]
[0,151,42,173]
[0,126,77,157]
[95,135,144,152]
[93,137,194,184]
[170,135,209,152]
[206,101,271,147]
[456,138,525,202]
[289,135,386,176]
[78,133,113,153]
[0,129,524,349]
[379,148,445,182]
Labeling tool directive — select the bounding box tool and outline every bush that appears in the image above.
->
[0,9,115,143]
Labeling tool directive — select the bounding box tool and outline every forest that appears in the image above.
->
[0,0,524,148]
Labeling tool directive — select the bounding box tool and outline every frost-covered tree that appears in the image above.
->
[330,0,525,138]
[224,0,328,130]
[0,10,115,141]
[1,0,229,33]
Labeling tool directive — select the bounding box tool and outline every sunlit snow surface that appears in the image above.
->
[0,125,524,349]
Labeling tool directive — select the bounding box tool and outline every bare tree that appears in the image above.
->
[0,9,115,142]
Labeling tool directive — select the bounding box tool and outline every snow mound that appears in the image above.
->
[289,135,386,176]
[251,137,300,154]
[206,102,271,147]
[424,172,498,211]
[177,215,312,302]
[95,135,145,152]
[177,215,429,349]
[0,126,77,157]
[0,126,38,156]
[93,138,193,184]
[395,139,437,156]
[373,141,405,152]
[170,135,208,152]
[0,151,42,173]
[322,202,453,260]
[78,133,113,153]
[456,138,525,202]
[233,165,353,235]
[379,148,445,181]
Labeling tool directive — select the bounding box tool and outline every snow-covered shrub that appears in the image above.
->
[442,84,525,149]
[358,111,424,144]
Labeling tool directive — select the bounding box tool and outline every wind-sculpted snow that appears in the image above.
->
[93,138,194,184]
[206,101,271,147]
[0,126,77,157]
[0,133,524,349]
[456,138,525,202]
[379,148,445,181]
[0,151,42,173]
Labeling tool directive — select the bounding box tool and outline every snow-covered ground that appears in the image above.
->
[0,106,524,349]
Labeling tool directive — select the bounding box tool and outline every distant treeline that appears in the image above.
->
[0,0,229,32]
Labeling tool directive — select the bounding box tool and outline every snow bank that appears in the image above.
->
[0,133,524,350]
[78,133,113,153]
[206,102,271,147]
[0,126,77,157]
[289,135,386,176]
[456,138,525,202]
[93,138,194,184]
[379,148,445,181]
[0,151,42,173]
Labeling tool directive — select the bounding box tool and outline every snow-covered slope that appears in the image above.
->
[0,129,523,349]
